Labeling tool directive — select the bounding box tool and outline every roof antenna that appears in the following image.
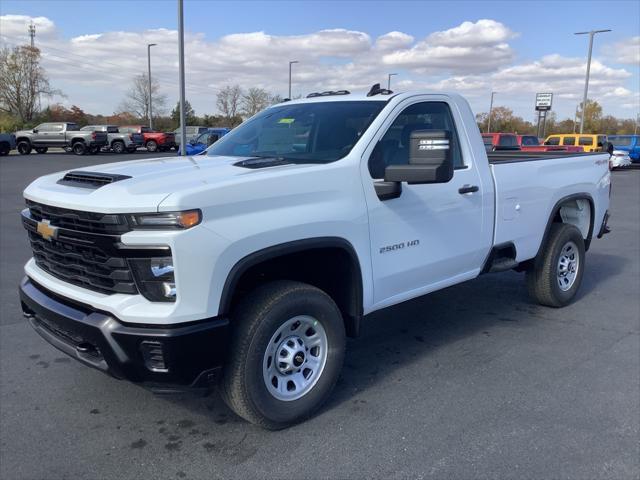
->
[367,83,393,97]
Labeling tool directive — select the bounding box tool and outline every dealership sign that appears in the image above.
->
[535,93,553,111]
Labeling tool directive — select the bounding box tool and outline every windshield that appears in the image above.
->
[206,101,386,163]
[608,136,633,146]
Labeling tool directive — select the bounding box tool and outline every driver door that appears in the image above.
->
[362,97,493,309]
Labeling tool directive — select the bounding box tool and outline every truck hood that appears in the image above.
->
[23,154,309,213]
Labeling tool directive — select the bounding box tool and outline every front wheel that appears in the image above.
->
[17,141,32,155]
[146,140,158,152]
[111,141,125,154]
[221,280,346,429]
[526,223,585,307]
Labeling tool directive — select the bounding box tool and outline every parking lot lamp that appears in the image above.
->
[288,61,299,99]
[487,92,497,133]
[387,73,397,90]
[575,29,611,134]
[147,43,157,130]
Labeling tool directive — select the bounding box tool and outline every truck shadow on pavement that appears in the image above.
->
[157,251,625,430]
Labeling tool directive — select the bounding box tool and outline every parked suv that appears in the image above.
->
[119,126,176,152]
[14,122,108,155]
[80,125,144,154]
[544,134,608,152]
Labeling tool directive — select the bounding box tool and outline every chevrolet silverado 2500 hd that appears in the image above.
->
[15,122,108,155]
[19,89,611,429]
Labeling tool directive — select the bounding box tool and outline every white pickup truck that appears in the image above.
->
[19,88,611,429]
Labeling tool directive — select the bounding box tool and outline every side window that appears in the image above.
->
[36,123,50,132]
[50,123,64,132]
[521,136,538,146]
[545,136,560,145]
[499,135,517,146]
[368,101,464,179]
[579,136,593,146]
[562,136,575,146]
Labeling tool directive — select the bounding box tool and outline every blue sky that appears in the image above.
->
[1,0,638,119]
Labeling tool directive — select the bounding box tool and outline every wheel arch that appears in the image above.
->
[219,237,364,338]
[536,193,595,259]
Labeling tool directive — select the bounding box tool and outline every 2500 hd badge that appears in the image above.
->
[379,239,420,254]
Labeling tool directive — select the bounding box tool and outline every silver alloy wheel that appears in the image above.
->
[263,315,328,401]
[557,240,579,291]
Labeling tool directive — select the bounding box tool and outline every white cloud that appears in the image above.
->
[0,14,636,120]
[602,36,640,65]
[382,19,516,73]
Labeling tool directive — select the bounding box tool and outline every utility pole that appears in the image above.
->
[28,23,36,48]
[573,105,579,133]
[147,43,157,129]
[387,73,397,90]
[177,0,187,155]
[575,29,611,134]
[288,61,298,99]
[487,92,497,133]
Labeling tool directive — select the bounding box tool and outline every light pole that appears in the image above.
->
[177,0,186,155]
[288,60,298,99]
[387,73,397,90]
[487,91,497,133]
[147,43,157,129]
[575,29,611,134]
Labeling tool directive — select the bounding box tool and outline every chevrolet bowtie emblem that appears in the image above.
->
[36,219,58,241]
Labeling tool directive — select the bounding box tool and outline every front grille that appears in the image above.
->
[27,200,130,234]
[22,202,138,295]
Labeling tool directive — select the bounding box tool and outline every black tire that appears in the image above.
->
[35,147,48,154]
[17,141,32,155]
[72,142,86,155]
[220,280,346,429]
[526,223,586,307]
[0,142,10,156]
[146,140,158,152]
[111,141,125,154]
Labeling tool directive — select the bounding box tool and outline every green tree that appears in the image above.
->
[576,99,602,133]
[171,100,196,126]
[0,46,60,122]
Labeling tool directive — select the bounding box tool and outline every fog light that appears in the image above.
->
[140,340,168,372]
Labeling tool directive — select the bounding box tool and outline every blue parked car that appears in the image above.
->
[608,135,640,162]
[178,128,230,155]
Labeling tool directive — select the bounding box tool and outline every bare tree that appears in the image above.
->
[216,85,243,118]
[241,87,271,117]
[119,73,167,121]
[0,46,60,122]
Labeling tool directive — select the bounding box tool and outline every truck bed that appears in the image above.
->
[488,151,603,164]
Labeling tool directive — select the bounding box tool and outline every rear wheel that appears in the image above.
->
[17,141,32,155]
[526,223,585,307]
[35,147,48,154]
[72,142,86,155]
[220,280,346,429]
[111,141,125,154]
[146,140,158,152]
[0,142,11,156]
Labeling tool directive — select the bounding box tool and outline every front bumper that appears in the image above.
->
[19,277,229,392]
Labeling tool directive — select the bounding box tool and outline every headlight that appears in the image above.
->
[128,210,201,229]
[129,256,176,302]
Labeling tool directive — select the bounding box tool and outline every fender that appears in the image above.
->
[535,192,595,260]
[219,237,364,337]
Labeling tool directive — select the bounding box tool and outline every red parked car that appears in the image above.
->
[517,135,583,152]
[481,133,521,152]
[119,125,177,153]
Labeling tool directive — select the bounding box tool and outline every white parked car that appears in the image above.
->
[19,87,611,428]
[610,149,632,169]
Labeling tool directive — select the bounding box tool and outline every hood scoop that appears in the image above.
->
[57,171,132,189]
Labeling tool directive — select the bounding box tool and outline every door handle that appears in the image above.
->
[458,185,479,194]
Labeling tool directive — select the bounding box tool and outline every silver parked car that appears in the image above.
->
[80,125,144,154]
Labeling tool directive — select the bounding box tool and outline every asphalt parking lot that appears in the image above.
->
[0,152,638,479]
